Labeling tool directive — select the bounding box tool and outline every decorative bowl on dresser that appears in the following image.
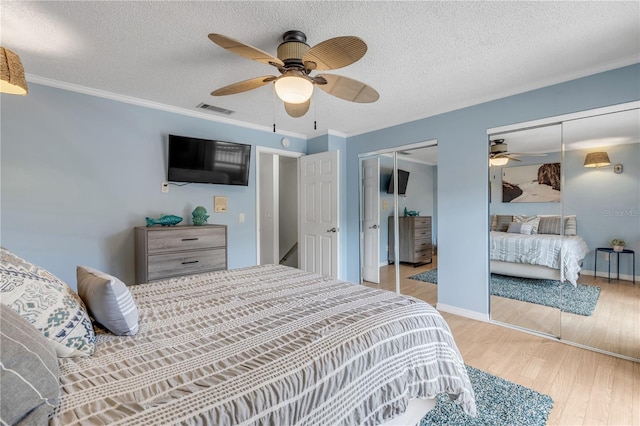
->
[135,224,227,284]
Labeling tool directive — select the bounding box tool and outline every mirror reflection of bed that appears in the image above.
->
[488,105,639,361]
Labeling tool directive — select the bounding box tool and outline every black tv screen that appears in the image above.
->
[387,169,410,195]
[168,135,251,186]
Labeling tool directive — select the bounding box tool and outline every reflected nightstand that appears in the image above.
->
[594,247,636,284]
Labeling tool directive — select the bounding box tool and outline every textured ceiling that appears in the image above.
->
[2,1,639,139]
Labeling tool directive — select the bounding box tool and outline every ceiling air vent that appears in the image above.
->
[196,103,235,115]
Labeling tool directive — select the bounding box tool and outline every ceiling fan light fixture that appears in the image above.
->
[274,74,313,104]
[490,157,509,166]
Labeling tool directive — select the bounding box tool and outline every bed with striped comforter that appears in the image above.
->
[490,231,589,285]
[51,264,475,425]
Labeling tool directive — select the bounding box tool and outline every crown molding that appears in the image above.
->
[26,74,308,140]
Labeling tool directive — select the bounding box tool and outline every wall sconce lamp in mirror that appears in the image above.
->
[584,151,623,173]
[0,47,28,95]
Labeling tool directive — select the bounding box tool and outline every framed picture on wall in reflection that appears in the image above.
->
[502,162,561,203]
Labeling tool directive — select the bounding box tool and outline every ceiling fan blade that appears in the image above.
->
[211,76,276,96]
[508,152,548,157]
[493,154,522,161]
[208,33,284,68]
[284,99,311,118]
[315,74,379,103]
[303,36,367,71]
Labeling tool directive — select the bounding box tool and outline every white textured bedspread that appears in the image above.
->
[52,265,475,425]
[490,231,589,285]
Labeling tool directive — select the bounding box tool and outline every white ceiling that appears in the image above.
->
[2,1,639,139]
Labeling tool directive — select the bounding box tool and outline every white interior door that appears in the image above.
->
[361,157,380,283]
[299,151,339,277]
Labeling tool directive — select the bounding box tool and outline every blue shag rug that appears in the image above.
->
[409,269,600,316]
[420,365,553,426]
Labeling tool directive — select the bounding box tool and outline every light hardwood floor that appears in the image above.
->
[363,261,640,426]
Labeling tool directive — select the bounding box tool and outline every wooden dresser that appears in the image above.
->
[135,224,227,284]
[388,216,432,266]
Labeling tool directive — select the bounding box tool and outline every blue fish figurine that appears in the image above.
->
[145,215,183,227]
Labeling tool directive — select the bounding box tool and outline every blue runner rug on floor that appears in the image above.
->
[420,365,553,426]
[409,269,600,316]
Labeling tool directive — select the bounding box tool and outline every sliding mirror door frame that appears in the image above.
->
[487,100,640,361]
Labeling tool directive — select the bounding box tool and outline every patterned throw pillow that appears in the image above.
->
[513,215,540,234]
[0,247,95,357]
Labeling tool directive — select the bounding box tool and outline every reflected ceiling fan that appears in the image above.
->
[208,30,379,118]
[489,139,547,166]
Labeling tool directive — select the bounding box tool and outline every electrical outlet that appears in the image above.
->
[161,182,169,193]
[239,213,245,223]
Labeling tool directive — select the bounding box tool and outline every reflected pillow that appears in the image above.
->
[507,222,534,235]
[491,215,514,232]
[0,247,96,357]
[538,215,577,236]
[513,216,540,234]
[506,222,522,233]
[77,266,139,336]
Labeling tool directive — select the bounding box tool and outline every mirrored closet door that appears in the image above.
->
[489,103,639,361]
[489,124,563,337]
[561,108,639,360]
[359,144,438,307]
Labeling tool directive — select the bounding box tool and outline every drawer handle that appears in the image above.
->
[181,260,199,265]
[182,238,199,241]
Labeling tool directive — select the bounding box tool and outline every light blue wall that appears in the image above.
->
[379,157,437,264]
[564,144,639,275]
[345,63,640,315]
[1,83,306,289]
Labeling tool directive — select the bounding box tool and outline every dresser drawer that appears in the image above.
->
[135,225,228,284]
[414,238,431,252]
[413,228,431,239]
[147,227,226,254]
[147,248,226,281]
[413,217,431,228]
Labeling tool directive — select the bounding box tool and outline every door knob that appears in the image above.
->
[368,224,379,229]
[326,227,337,233]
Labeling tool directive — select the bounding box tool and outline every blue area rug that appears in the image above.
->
[409,269,600,316]
[420,365,553,426]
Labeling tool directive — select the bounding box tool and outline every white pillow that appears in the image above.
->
[77,266,139,336]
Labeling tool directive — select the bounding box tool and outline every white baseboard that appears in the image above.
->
[436,303,490,322]
[379,261,388,267]
[581,269,636,283]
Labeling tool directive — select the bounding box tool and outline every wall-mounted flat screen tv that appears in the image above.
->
[168,135,251,186]
[387,169,410,195]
